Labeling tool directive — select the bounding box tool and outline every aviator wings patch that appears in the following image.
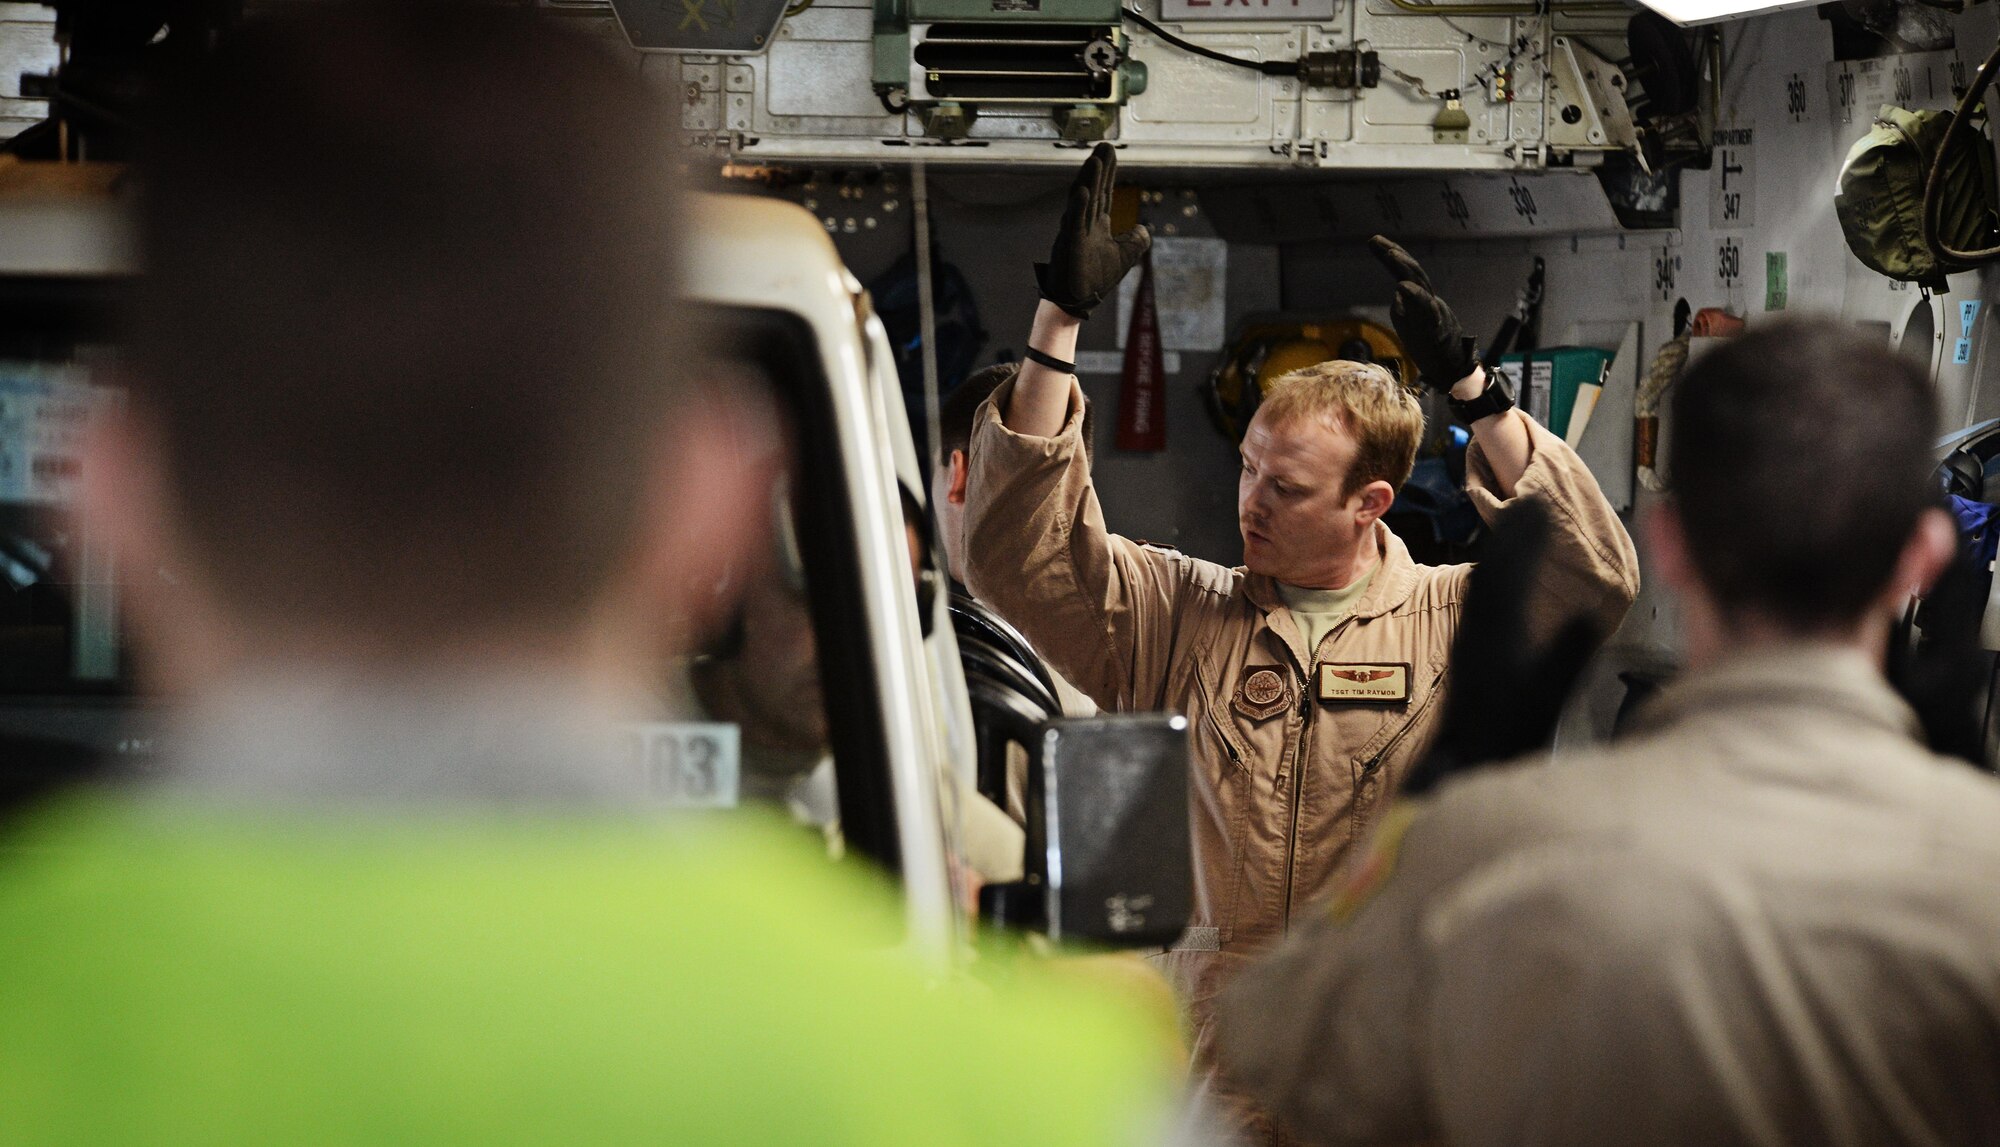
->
[1317,662,1412,704]
[1329,668,1396,683]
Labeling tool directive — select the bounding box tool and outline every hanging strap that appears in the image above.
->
[1925,37,2000,265]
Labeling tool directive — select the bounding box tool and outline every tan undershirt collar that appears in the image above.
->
[1276,564,1378,661]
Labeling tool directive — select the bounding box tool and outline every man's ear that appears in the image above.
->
[1351,479,1396,527]
[78,404,163,591]
[1889,506,1960,607]
[628,392,781,654]
[76,398,233,691]
[947,448,969,506]
[1642,502,1696,596]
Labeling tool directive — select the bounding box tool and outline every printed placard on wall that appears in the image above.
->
[1075,349,1182,375]
[0,366,114,506]
[1828,58,1889,130]
[1827,51,1961,134]
[1116,236,1228,352]
[1765,252,1787,311]
[1709,126,1755,230]
[1161,0,1335,20]
[1957,300,1982,364]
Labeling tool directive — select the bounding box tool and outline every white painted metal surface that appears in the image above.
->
[0,179,974,969]
[1274,3,2000,742]
[682,193,965,969]
[0,197,134,277]
[0,4,56,143]
[672,0,1636,169]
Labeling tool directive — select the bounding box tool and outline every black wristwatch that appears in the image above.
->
[1448,377,1516,425]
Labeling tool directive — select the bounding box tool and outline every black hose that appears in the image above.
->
[1120,8,1296,76]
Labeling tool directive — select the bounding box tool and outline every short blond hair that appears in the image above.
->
[1257,360,1424,496]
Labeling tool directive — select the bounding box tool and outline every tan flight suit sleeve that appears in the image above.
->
[963,369,1216,713]
[1463,411,1640,642]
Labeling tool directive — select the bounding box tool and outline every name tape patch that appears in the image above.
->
[1318,662,1412,705]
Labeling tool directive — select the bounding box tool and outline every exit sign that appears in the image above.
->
[1160,0,1337,21]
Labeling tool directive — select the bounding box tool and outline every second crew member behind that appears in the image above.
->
[961,143,1640,1135]
[935,362,1099,722]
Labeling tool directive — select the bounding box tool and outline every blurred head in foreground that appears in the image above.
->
[1653,316,1954,665]
[89,3,766,698]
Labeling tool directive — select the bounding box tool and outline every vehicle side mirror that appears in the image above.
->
[965,679,1193,949]
[1027,713,1192,948]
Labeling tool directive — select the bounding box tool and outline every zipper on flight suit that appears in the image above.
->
[1281,664,1314,931]
[1197,669,1245,771]
[1349,665,1446,833]
[1206,708,1244,770]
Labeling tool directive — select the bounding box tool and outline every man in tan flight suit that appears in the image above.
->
[1220,318,2000,1146]
[961,144,1639,1133]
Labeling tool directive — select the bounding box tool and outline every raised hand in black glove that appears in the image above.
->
[1400,498,1604,797]
[1036,143,1151,320]
[1889,534,1994,770]
[1368,234,1479,392]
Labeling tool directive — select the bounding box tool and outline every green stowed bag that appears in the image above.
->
[1836,40,2000,293]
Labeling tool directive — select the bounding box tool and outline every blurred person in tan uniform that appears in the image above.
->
[1220,317,2000,1147]
[935,363,1099,722]
[961,144,1638,1136]
[690,470,1041,882]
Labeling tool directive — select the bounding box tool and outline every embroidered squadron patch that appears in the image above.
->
[1231,666,1291,721]
[1318,662,1412,704]
[1329,801,1422,922]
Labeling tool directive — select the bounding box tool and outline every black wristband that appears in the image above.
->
[1449,377,1516,424]
[1024,345,1077,375]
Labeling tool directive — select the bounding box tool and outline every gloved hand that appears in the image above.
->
[1401,498,1603,796]
[1035,143,1151,320]
[1889,535,1993,770]
[1368,235,1480,392]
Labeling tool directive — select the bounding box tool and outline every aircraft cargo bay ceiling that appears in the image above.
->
[597,0,1712,173]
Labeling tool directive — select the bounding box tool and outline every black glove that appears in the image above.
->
[1401,498,1604,797]
[1889,535,1994,770]
[1368,235,1479,392]
[1035,143,1151,320]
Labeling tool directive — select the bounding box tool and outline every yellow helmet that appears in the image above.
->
[1203,318,1415,442]
[1258,338,1336,385]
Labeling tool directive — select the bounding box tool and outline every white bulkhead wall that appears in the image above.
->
[1291,6,2000,432]
[1285,4,2000,710]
